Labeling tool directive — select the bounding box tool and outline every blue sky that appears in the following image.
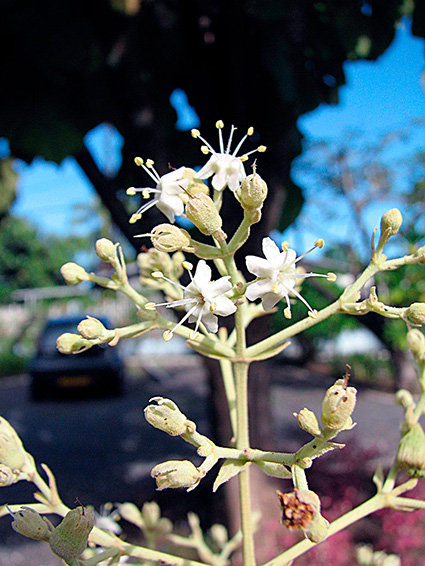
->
[10,19,425,242]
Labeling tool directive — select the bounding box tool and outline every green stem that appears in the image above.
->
[219,358,238,439]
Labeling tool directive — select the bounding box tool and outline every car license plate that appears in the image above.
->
[56,375,93,388]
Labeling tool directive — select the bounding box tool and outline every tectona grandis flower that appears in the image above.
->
[192,121,266,192]
[245,237,336,318]
[145,260,236,339]
[128,160,194,223]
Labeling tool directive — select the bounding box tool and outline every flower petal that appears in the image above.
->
[261,292,282,311]
[201,312,219,333]
[213,295,237,316]
[246,255,276,279]
[262,237,282,267]
[193,260,212,287]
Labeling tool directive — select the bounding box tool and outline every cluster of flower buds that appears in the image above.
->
[357,545,401,566]
[9,505,94,563]
[277,488,328,543]
[0,417,36,486]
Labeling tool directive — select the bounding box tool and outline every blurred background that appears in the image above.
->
[1,1,425,564]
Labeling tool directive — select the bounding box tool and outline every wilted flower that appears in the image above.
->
[145,260,236,338]
[9,506,53,542]
[128,160,193,223]
[49,506,95,563]
[245,237,335,317]
[192,121,266,192]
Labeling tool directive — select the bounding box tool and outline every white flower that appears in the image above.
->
[192,120,266,192]
[146,260,236,338]
[128,160,192,223]
[245,237,336,318]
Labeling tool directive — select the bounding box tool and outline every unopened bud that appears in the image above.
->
[406,329,425,358]
[9,507,53,542]
[414,246,425,265]
[77,317,112,341]
[151,460,202,491]
[397,423,425,475]
[60,263,89,285]
[0,417,35,477]
[149,224,192,253]
[380,208,403,237]
[141,501,161,529]
[56,333,92,354]
[49,506,94,562]
[95,238,118,263]
[144,397,188,436]
[395,389,414,409]
[305,514,329,543]
[294,408,321,437]
[118,503,144,529]
[407,303,425,326]
[185,193,224,238]
[236,172,268,211]
[209,524,228,548]
[321,377,357,431]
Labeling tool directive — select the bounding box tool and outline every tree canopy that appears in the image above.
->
[2,0,424,246]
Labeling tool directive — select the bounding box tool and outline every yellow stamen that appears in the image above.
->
[315,239,325,249]
[126,187,136,196]
[182,261,193,271]
[308,309,319,319]
[281,241,290,252]
[284,307,292,319]
[210,302,216,312]
[191,129,200,138]
[247,127,254,136]
[129,213,141,224]
[189,330,199,340]
[142,189,150,199]
[273,282,280,294]
[201,145,210,155]
[151,271,163,279]
[240,155,249,162]
[146,159,154,168]
[163,330,173,341]
[216,120,224,129]
[327,272,337,282]
[134,157,144,166]
[144,302,156,311]
[258,145,267,152]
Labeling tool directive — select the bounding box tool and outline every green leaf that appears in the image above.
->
[213,461,251,492]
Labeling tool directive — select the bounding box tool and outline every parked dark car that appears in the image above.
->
[29,315,124,399]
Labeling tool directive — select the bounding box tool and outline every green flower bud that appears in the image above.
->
[60,263,89,285]
[185,193,225,240]
[380,208,403,237]
[321,378,357,431]
[0,417,36,478]
[150,224,192,253]
[151,460,202,491]
[395,389,414,409]
[144,397,188,436]
[141,501,161,529]
[95,238,118,263]
[236,172,268,211]
[397,422,425,474]
[56,333,92,354]
[407,303,425,326]
[294,408,321,437]
[414,246,425,265]
[118,503,144,529]
[10,506,53,542]
[305,514,329,544]
[77,317,113,341]
[406,329,425,357]
[49,506,95,562]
